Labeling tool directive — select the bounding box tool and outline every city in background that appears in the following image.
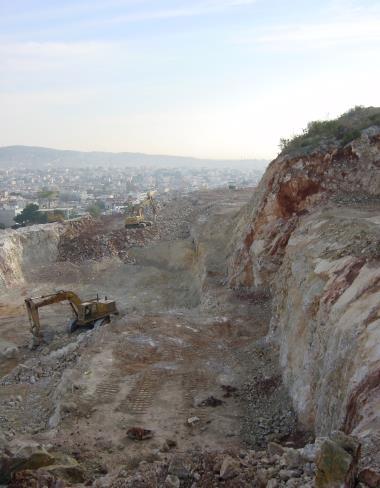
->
[0,162,263,228]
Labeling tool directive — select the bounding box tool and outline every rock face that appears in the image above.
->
[0,223,63,288]
[228,127,380,289]
[227,117,380,473]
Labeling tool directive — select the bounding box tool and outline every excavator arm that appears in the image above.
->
[125,192,157,227]
[25,290,82,339]
[139,193,157,220]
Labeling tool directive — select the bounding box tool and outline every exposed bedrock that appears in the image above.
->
[227,125,380,472]
[0,223,64,288]
[228,127,380,289]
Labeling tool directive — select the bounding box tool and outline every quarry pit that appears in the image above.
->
[1,119,380,487]
[0,189,302,486]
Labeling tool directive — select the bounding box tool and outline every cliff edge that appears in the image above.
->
[228,107,380,477]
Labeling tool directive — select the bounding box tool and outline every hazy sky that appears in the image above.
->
[1,0,379,160]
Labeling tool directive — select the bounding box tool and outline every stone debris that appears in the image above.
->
[315,431,361,488]
[187,416,201,426]
[41,462,85,484]
[57,217,160,264]
[167,454,191,479]
[0,440,85,485]
[106,443,319,487]
[358,467,380,488]
[56,198,198,265]
[8,470,66,488]
[0,441,55,484]
[0,340,19,359]
[161,439,177,452]
[5,435,370,487]
[219,454,240,480]
[164,474,180,488]
[241,346,299,448]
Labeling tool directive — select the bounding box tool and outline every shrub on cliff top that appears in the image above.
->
[279,106,380,154]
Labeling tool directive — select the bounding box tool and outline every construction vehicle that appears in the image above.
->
[125,191,157,228]
[25,290,119,342]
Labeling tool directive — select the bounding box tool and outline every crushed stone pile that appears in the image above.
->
[7,434,364,487]
[57,199,198,264]
[57,217,160,264]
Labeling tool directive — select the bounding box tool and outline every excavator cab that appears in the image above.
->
[25,290,119,344]
[77,299,118,324]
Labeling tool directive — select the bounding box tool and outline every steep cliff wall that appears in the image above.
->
[227,116,380,471]
[272,208,380,470]
[0,224,63,288]
[228,127,380,289]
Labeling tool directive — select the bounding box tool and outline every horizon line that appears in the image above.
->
[0,144,270,162]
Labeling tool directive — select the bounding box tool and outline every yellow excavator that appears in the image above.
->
[25,290,119,343]
[125,191,157,228]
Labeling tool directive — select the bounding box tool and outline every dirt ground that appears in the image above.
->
[0,188,300,485]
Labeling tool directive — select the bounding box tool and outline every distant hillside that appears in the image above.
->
[0,146,268,171]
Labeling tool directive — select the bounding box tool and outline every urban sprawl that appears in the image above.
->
[0,165,262,228]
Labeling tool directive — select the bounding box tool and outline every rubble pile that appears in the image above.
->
[242,371,299,449]
[156,198,196,240]
[104,447,316,487]
[0,430,372,487]
[56,198,199,265]
[57,217,160,264]
[91,431,362,487]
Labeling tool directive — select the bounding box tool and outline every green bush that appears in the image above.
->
[14,204,48,225]
[86,204,102,218]
[279,106,380,154]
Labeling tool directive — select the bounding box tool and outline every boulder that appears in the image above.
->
[315,433,360,488]
[330,431,361,458]
[267,479,278,488]
[165,474,180,488]
[282,448,302,468]
[0,442,86,485]
[168,455,191,479]
[43,464,85,483]
[8,469,66,487]
[0,442,55,483]
[255,468,268,485]
[161,439,177,452]
[219,455,240,480]
[279,469,292,481]
[187,416,200,426]
[0,340,19,359]
[267,442,286,457]
[299,442,321,463]
[358,467,380,488]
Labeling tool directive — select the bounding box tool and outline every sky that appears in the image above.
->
[0,0,380,161]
